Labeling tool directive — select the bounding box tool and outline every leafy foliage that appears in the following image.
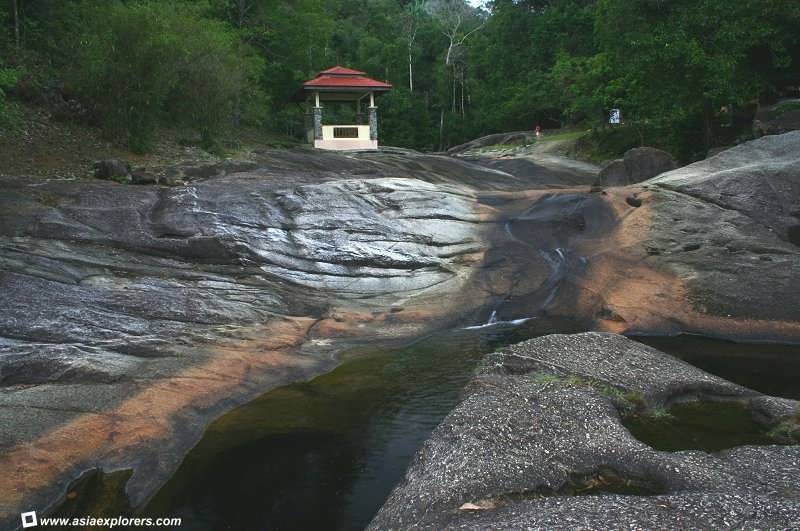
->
[0,0,798,158]
[0,67,19,128]
[67,2,264,152]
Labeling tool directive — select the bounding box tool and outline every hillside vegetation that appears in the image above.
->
[1,0,799,161]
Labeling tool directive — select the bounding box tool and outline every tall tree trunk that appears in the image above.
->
[12,0,20,48]
[408,52,413,92]
[233,92,241,127]
[235,0,254,28]
[703,98,713,151]
[451,69,456,113]
[232,0,251,129]
[237,0,246,27]
[439,109,445,151]
[460,69,465,116]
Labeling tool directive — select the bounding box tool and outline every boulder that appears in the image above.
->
[369,333,800,530]
[753,99,800,137]
[596,158,628,186]
[623,146,676,181]
[645,130,800,252]
[130,168,159,185]
[595,147,676,186]
[571,132,800,339]
[92,158,131,183]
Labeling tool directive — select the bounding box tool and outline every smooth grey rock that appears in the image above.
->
[642,130,800,322]
[0,150,516,526]
[465,155,599,189]
[0,344,140,385]
[0,175,488,356]
[705,146,730,159]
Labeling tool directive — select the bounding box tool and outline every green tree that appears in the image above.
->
[70,1,264,152]
[595,0,800,158]
[0,66,18,127]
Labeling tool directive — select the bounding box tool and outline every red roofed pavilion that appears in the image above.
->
[301,66,392,150]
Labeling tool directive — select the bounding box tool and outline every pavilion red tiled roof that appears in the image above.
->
[303,66,392,90]
[320,66,367,76]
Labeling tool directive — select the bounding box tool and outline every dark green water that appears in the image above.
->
[624,401,777,452]
[143,327,524,531]
[634,335,800,399]
[138,332,800,531]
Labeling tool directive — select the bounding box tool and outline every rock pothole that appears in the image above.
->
[622,401,784,452]
[625,196,642,208]
[787,225,800,247]
[458,468,667,512]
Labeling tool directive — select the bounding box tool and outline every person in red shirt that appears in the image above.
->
[535,124,542,138]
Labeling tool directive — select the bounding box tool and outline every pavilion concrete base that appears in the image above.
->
[314,139,378,150]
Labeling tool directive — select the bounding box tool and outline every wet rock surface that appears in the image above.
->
[469,157,597,189]
[450,137,600,189]
[369,333,800,530]
[596,158,629,186]
[1,132,800,527]
[0,151,519,525]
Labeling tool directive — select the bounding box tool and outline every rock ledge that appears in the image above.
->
[369,333,800,530]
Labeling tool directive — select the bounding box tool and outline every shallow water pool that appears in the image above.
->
[133,332,800,530]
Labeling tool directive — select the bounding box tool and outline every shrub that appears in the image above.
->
[69,1,264,152]
[0,67,19,128]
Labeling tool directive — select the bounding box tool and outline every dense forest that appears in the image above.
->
[1,0,799,160]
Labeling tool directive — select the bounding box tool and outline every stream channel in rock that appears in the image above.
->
[52,327,800,531]
[6,133,800,530]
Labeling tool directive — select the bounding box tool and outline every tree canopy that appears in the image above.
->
[1,0,798,160]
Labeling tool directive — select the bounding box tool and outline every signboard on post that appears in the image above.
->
[609,108,621,125]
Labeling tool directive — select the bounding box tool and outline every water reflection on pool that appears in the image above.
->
[144,327,525,531]
[144,331,800,531]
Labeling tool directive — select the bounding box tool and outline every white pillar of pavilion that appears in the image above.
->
[368,91,378,141]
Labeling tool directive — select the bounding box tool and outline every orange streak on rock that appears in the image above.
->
[579,188,800,340]
[0,316,316,518]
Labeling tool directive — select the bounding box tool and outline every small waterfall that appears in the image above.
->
[536,247,569,310]
[461,310,532,330]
